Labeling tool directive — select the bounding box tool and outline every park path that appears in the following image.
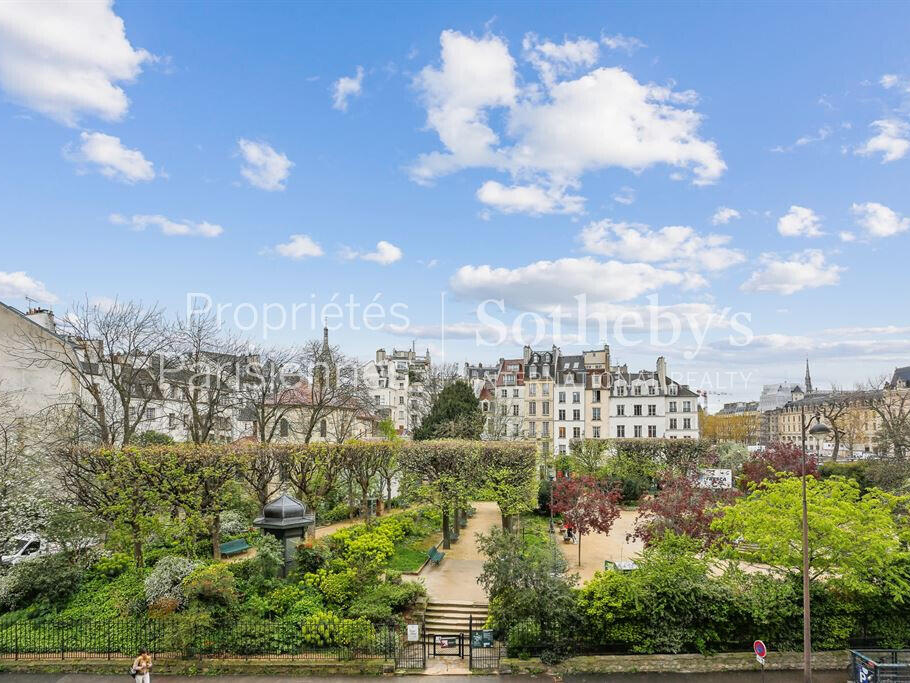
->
[556,508,644,583]
[415,500,501,603]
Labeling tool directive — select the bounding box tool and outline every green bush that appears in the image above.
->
[182,563,238,609]
[0,554,86,611]
[144,556,200,608]
[91,552,132,578]
[347,581,425,623]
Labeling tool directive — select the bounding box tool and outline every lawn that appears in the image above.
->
[388,532,441,572]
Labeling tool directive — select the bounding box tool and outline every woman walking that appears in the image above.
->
[132,648,152,683]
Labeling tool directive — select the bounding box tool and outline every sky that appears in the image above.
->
[1,0,909,409]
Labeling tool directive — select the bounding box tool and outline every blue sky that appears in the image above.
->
[1,1,909,407]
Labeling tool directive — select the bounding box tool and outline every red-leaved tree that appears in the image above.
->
[551,475,622,566]
[740,442,818,490]
[630,472,741,548]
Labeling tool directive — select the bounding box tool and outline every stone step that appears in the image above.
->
[425,605,489,616]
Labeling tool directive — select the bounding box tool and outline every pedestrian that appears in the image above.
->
[131,648,152,683]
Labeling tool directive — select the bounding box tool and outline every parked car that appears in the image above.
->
[1,534,59,566]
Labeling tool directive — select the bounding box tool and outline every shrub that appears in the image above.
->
[345,531,395,572]
[92,552,132,578]
[295,543,330,576]
[144,556,200,607]
[347,581,425,623]
[182,563,238,609]
[265,583,316,617]
[220,510,250,537]
[0,554,85,611]
[304,568,358,606]
[301,610,344,646]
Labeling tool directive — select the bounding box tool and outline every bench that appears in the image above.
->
[427,545,445,565]
[219,539,251,557]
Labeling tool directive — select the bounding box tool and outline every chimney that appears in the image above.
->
[604,343,611,372]
[657,356,667,391]
[376,348,386,363]
[25,307,56,333]
[523,345,532,363]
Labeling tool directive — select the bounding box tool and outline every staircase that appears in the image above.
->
[424,599,489,635]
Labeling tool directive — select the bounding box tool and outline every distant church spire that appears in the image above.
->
[805,357,813,394]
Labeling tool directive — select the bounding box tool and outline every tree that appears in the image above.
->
[568,438,611,475]
[130,430,174,446]
[237,444,284,507]
[235,346,305,443]
[630,472,741,548]
[550,475,622,566]
[167,313,248,444]
[283,442,344,536]
[413,380,483,440]
[10,298,172,446]
[712,476,910,599]
[483,442,537,531]
[340,441,394,523]
[740,442,817,489]
[409,362,461,427]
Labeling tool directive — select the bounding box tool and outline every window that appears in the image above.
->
[482,401,489,412]
[542,422,549,436]
[529,384,537,396]
[573,427,581,439]
[559,391,566,403]
[592,407,601,421]
[512,405,519,416]
[513,424,520,437]
[633,404,643,416]
[280,419,289,437]
[648,404,657,416]
[558,444,566,454]
[399,382,404,389]
[374,394,381,404]
[593,389,601,403]
[593,374,602,387]
[616,385,626,396]
[572,409,581,421]
[648,425,657,438]
[529,422,536,436]
[558,409,566,420]
[501,404,507,415]
[616,425,625,437]
[513,388,519,398]
[634,425,643,437]
[542,383,550,395]
[168,413,176,429]
[543,401,550,416]
[319,419,327,437]
[683,401,692,412]
[683,418,692,429]
[529,402,537,416]
[669,401,677,413]
[399,396,404,404]
[593,426,601,438]
[398,411,404,419]
[670,418,678,430]
[669,384,678,395]
[572,392,580,403]
[634,385,642,395]
[501,389,508,398]
[649,385,656,395]
[559,426,566,438]
[616,404,625,416]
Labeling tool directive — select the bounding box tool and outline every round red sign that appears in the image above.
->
[753,640,767,658]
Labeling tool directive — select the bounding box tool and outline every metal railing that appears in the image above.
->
[851,650,910,682]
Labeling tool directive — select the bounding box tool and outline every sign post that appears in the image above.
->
[754,640,767,683]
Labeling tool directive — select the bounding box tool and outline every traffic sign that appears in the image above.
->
[753,640,767,658]
[756,655,765,665]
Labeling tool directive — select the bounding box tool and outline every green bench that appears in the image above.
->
[427,545,445,565]
[219,539,251,557]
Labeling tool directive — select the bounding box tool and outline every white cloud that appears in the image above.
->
[600,33,646,54]
[65,131,155,183]
[110,213,223,238]
[880,74,910,92]
[271,234,324,260]
[450,257,704,313]
[612,186,636,205]
[771,126,831,153]
[711,206,740,225]
[331,65,364,112]
[0,271,57,303]
[851,201,910,238]
[777,205,823,237]
[0,0,153,125]
[839,231,856,242]
[741,250,844,295]
[340,241,403,266]
[410,30,725,214]
[476,181,584,215]
[237,139,293,191]
[579,219,744,271]
[855,119,910,163]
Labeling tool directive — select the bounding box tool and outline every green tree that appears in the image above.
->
[413,381,483,441]
[712,476,910,599]
[130,430,175,446]
[483,442,537,531]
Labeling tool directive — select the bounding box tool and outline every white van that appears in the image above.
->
[1,534,58,566]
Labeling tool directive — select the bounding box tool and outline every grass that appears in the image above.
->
[387,534,440,572]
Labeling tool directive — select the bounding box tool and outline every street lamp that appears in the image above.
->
[799,407,831,683]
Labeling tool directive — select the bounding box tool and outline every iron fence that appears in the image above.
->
[851,650,910,682]
[0,618,399,662]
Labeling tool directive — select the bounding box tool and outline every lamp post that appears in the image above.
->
[799,405,832,683]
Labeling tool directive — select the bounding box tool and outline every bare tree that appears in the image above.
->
[816,389,851,461]
[9,299,171,446]
[862,377,910,458]
[234,347,302,443]
[237,444,284,507]
[410,362,461,427]
[168,314,248,444]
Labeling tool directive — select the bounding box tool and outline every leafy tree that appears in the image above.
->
[740,442,817,489]
[630,472,741,548]
[483,442,538,531]
[712,476,910,599]
[413,380,483,440]
[283,442,345,536]
[341,441,394,523]
[568,438,611,474]
[130,430,175,446]
[551,475,622,566]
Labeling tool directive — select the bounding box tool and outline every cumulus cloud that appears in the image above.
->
[0,271,57,303]
[579,219,744,271]
[65,131,155,183]
[851,201,909,237]
[331,66,364,112]
[237,139,293,191]
[600,33,646,54]
[741,250,843,295]
[777,205,823,237]
[340,240,403,265]
[476,181,584,215]
[0,0,153,125]
[268,234,324,260]
[612,186,636,205]
[109,213,223,237]
[711,206,740,225]
[855,119,909,163]
[839,231,856,242]
[410,30,725,215]
[450,257,705,313]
